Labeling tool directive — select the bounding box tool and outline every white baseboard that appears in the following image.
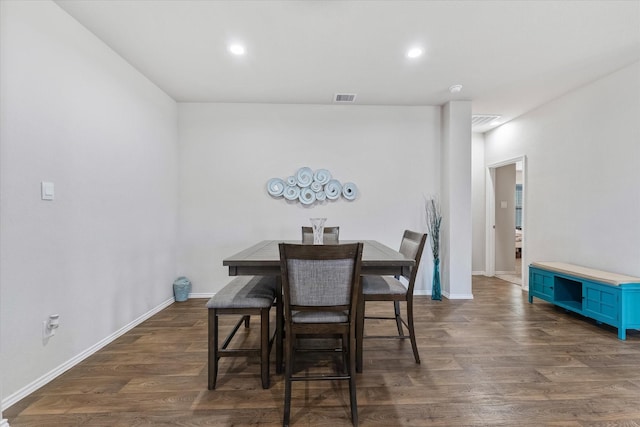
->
[1,418,10,427]
[188,293,214,299]
[1,297,175,410]
[445,292,474,300]
[495,270,517,275]
[472,270,486,275]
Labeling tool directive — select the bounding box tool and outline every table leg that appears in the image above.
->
[275,276,283,374]
[356,288,364,373]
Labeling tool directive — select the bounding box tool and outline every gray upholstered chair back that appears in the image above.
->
[301,226,340,244]
[399,237,421,261]
[287,258,354,306]
[279,243,363,324]
[398,230,427,285]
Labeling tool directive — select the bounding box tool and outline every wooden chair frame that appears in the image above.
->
[279,242,363,427]
[359,230,427,364]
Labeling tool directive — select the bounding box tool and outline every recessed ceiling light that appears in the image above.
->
[406,47,423,58]
[449,84,463,93]
[228,44,246,56]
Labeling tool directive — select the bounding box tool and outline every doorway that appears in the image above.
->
[486,156,526,289]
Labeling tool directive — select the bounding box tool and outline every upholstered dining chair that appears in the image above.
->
[301,226,340,244]
[278,242,363,427]
[359,230,427,364]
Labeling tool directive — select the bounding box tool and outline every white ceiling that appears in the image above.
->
[55,0,640,133]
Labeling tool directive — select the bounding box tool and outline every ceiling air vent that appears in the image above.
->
[472,114,501,127]
[334,93,357,103]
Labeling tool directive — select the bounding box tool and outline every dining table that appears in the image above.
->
[222,239,415,373]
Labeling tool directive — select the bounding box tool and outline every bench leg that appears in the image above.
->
[208,309,219,390]
[618,327,627,340]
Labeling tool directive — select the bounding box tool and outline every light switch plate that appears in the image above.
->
[500,201,508,209]
[41,182,54,201]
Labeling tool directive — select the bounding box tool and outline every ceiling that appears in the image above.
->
[55,0,640,133]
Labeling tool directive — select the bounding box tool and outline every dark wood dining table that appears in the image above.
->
[223,239,415,373]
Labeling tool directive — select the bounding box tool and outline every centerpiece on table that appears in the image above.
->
[310,217,326,244]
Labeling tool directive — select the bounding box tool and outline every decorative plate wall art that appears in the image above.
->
[267,167,358,206]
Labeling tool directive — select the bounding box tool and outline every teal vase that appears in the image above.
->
[432,258,442,300]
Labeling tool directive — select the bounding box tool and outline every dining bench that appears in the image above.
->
[206,275,277,389]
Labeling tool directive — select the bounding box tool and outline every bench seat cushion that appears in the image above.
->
[531,262,640,286]
[207,276,276,309]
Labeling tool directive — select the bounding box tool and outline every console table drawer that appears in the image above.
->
[583,282,619,325]
[529,269,554,302]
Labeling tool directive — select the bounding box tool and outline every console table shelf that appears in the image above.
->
[528,262,640,340]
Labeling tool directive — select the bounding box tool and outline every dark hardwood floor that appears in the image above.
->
[6,275,640,426]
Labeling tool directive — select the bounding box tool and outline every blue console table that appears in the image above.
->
[529,262,640,340]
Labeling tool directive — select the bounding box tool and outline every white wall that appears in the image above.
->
[0,1,178,403]
[440,102,473,299]
[471,133,486,274]
[484,61,640,278]
[177,103,440,295]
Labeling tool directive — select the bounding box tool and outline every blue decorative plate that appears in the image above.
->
[313,169,331,185]
[283,185,300,200]
[296,167,314,187]
[266,178,285,197]
[325,179,342,200]
[342,182,358,200]
[299,187,316,205]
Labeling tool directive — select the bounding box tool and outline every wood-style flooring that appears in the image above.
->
[6,275,640,426]
[495,257,522,286]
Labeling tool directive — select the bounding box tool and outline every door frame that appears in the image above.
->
[485,155,527,290]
